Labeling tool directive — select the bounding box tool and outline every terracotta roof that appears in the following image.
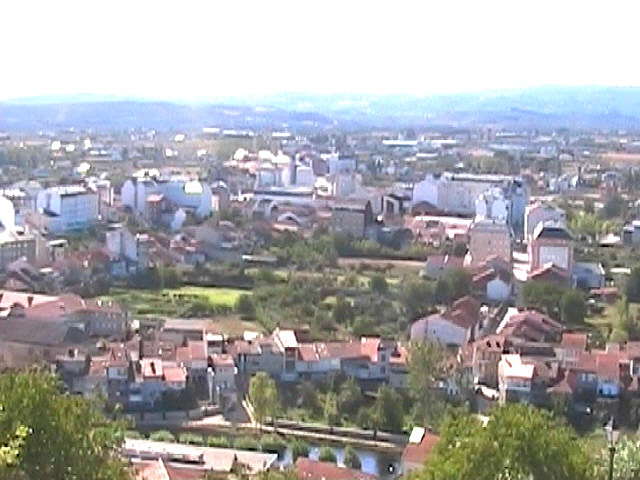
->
[141,358,163,378]
[134,460,170,480]
[451,295,481,317]
[227,340,261,356]
[163,365,187,383]
[360,337,381,362]
[108,344,130,367]
[528,263,571,282]
[294,458,377,480]
[443,309,476,329]
[626,341,640,358]
[562,332,588,351]
[401,432,439,468]
[596,352,620,379]
[176,340,207,363]
[576,352,597,372]
[547,369,575,395]
[211,353,235,367]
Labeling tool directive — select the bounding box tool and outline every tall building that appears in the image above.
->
[0,227,36,269]
[467,219,512,266]
[121,174,212,219]
[35,186,99,233]
[528,222,573,272]
[524,203,566,243]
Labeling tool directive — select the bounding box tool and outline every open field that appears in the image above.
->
[163,286,249,307]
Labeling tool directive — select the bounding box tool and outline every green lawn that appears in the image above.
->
[163,286,249,307]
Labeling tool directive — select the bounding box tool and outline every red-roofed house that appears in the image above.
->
[294,458,377,480]
[401,429,439,474]
[560,332,588,368]
[498,354,536,404]
[411,298,481,347]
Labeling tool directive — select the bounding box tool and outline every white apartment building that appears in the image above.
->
[36,186,99,233]
[524,202,567,243]
[121,174,212,218]
[105,224,149,275]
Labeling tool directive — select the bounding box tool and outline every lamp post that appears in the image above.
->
[604,416,620,480]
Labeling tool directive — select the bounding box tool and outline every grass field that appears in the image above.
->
[163,286,249,307]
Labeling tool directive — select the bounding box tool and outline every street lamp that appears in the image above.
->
[604,416,620,480]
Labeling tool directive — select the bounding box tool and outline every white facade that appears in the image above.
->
[524,203,566,242]
[418,314,467,346]
[475,187,509,222]
[36,186,99,233]
[122,176,212,218]
[0,195,15,229]
[486,277,511,302]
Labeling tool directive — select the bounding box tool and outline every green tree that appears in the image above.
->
[441,268,472,301]
[369,274,388,295]
[408,341,450,428]
[337,377,363,417]
[318,446,337,463]
[235,294,256,318]
[626,268,640,303]
[601,194,626,219]
[420,404,594,480]
[435,277,453,304]
[560,290,587,325]
[332,295,355,324]
[323,392,339,432]
[297,381,321,415]
[0,371,130,480]
[149,430,175,442]
[584,197,595,214]
[343,445,362,470]
[289,438,310,460]
[371,385,404,433]
[249,373,278,430]
[597,436,640,480]
[521,281,567,318]
[403,280,435,319]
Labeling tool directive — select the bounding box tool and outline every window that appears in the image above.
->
[380,353,386,362]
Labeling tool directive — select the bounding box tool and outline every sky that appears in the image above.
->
[2,0,640,101]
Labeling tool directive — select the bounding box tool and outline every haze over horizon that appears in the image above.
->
[3,0,640,102]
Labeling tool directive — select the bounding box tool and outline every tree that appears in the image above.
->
[584,197,595,214]
[0,370,130,480]
[435,278,453,304]
[235,294,256,318]
[332,296,355,324]
[343,445,361,470]
[402,280,435,319]
[249,373,278,430]
[323,392,339,432]
[297,381,321,415]
[420,404,594,480]
[369,274,388,295]
[371,385,404,433]
[149,430,175,442]
[601,194,626,219]
[441,268,472,301]
[408,341,450,428]
[560,290,586,325]
[337,377,363,417]
[521,281,567,318]
[318,446,337,463]
[626,268,640,303]
[289,438,310,460]
[597,436,640,480]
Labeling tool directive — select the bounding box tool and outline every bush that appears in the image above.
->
[206,435,231,448]
[343,445,361,469]
[318,446,337,463]
[235,293,256,318]
[290,438,310,460]
[260,434,287,454]
[125,430,144,439]
[178,433,204,445]
[234,436,260,451]
[149,430,175,442]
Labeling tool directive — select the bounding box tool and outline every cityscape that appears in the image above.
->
[4,2,640,480]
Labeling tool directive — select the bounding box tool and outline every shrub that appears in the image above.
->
[343,445,361,469]
[125,430,144,439]
[178,433,204,445]
[234,436,260,451]
[260,434,287,454]
[318,446,337,463]
[206,435,231,448]
[149,430,175,442]
[290,438,310,460]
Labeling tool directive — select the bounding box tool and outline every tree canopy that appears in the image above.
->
[560,290,587,325]
[408,341,450,428]
[0,370,130,480]
[419,404,594,480]
[249,372,278,428]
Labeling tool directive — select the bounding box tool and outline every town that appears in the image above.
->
[2,121,640,479]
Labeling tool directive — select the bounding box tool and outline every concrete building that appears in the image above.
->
[330,200,374,238]
[475,187,509,222]
[121,174,212,219]
[412,172,527,234]
[524,203,566,243]
[36,186,99,233]
[467,219,512,266]
[0,228,36,270]
[105,224,149,275]
[528,222,573,272]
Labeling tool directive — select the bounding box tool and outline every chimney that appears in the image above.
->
[27,295,34,307]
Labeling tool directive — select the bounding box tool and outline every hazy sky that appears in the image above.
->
[2,0,640,100]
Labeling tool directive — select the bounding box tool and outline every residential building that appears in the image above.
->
[294,458,376,480]
[524,203,566,243]
[401,427,439,475]
[411,296,481,347]
[467,219,512,266]
[573,262,605,289]
[498,353,536,403]
[330,200,374,238]
[528,222,574,273]
[0,227,36,269]
[35,186,99,233]
[105,224,150,275]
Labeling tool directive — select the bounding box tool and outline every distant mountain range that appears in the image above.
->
[3,86,640,132]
